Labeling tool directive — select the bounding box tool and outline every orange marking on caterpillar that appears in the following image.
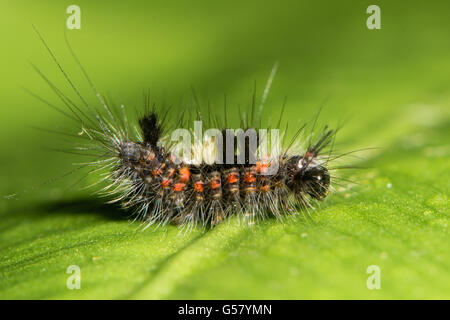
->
[244,173,256,183]
[256,161,270,175]
[194,181,204,193]
[173,183,185,192]
[179,167,190,183]
[256,161,268,172]
[227,172,239,184]
[211,179,221,189]
[167,167,175,177]
[161,178,171,188]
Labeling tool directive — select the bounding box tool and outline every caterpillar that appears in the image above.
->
[110,107,335,228]
[27,29,347,229]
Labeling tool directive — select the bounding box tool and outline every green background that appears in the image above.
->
[0,0,449,299]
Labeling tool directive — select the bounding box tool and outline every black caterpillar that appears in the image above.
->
[26,28,346,229]
[113,110,335,227]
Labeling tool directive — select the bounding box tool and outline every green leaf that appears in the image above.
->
[1,0,449,299]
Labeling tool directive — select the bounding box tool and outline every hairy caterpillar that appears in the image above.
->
[25,29,349,229]
[110,107,335,228]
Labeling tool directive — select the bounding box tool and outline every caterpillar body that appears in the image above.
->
[27,29,345,229]
[111,112,334,228]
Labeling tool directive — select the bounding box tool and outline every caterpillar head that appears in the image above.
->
[287,154,331,200]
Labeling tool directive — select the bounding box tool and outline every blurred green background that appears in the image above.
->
[0,0,449,299]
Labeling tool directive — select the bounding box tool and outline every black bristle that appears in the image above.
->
[139,112,161,148]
